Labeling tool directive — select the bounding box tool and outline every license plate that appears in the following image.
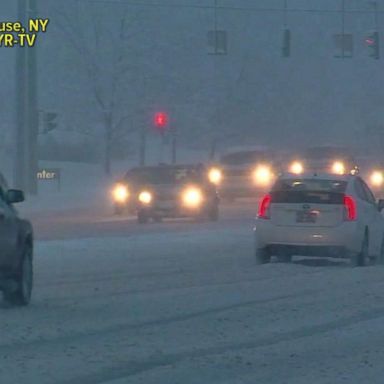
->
[296,210,317,223]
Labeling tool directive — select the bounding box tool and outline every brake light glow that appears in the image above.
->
[258,194,272,219]
[343,195,356,221]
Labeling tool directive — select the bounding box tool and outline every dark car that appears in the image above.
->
[217,147,280,201]
[120,164,220,224]
[0,173,33,306]
[286,146,359,176]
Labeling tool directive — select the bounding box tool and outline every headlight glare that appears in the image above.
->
[208,168,222,185]
[370,171,384,187]
[332,161,345,175]
[112,184,129,203]
[183,187,203,208]
[253,165,273,186]
[290,161,304,174]
[138,191,152,204]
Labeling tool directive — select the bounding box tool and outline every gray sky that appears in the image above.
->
[1,0,384,153]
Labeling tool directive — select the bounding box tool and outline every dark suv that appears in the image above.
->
[0,173,33,306]
[114,164,220,223]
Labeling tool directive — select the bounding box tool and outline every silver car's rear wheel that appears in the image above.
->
[351,234,369,267]
[255,248,271,265]
[377,236,384,265]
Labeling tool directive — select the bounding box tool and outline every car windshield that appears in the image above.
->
[127,168,203,185]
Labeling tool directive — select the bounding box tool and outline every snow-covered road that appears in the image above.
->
[2,203,384,383]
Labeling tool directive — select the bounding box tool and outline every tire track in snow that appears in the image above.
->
[0,289,316,352]
[60,306,384,384]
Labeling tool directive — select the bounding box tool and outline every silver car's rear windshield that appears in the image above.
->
[271,179,348,204]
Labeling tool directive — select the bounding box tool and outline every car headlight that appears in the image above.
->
[138,191,152,204]
[208,168,222,185]
[332,161,345,175]
[182,187,203,208]
[370,171,384,187]
[112,184,129,203]
[289,161,304,175]
[253,165,273,186]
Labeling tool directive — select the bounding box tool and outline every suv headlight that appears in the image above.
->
[253,165,273,186]
[370,171,384,187]
[332,161,345,175]
[112,184,129,203]
[289,161,304,174]
[138,191,152,204]
[182,187,203,208]
[208,168,222,185]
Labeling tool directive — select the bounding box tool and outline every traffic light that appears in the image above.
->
[208,30,228,55]
[42,112,58,134]
[154,112,168,134]
[365,31,380,59]
[333,34,353,58]
[282,29,291,57]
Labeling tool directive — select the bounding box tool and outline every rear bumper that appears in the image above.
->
[255,220,362,255]
[266,244,349,258]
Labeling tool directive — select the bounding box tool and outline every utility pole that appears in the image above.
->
[282,0,291,57]
[15,0,39,194]
[341,0,345,59]
[26,0,39,194]
[15,0,27,191]
[209,0,226,160]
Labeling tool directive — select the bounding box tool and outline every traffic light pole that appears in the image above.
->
[171,126,177,164]
[139,126,146,166]
[341,0,345,59]
[158,132,165,164]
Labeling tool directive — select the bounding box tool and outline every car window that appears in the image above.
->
[360,179,376,204]
[354,179,366,201]
[271,178,347,204]
[273,179,347,192]
[354,178,375,204]
[126,167,204,185]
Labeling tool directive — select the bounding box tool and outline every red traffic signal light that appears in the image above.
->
[154,112,168,128]
[365,37,375,46]
[365,31,380,59]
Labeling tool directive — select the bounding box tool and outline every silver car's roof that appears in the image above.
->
[278,172,353,182]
